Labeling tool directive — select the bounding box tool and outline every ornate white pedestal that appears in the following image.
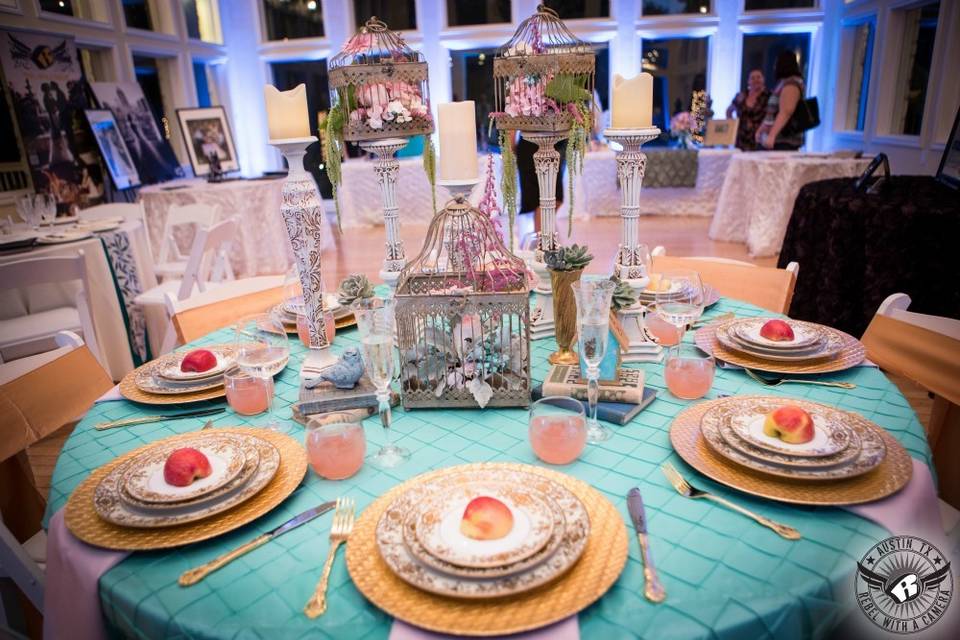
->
[271,136,338,378]
[521,130,570,340]
[605,127,663,363]
[359,137,411,287]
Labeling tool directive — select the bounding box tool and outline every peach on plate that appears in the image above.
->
[759,319,795,342]
[762,405,815,444]
[460,496,514,541]
[163,447,213,486]
[180,349,217,373]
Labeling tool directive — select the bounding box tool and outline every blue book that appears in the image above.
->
[531,385,657,426]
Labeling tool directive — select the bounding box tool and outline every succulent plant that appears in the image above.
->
[544,244,593,272]
[610,276,638,311]
[337,274,375,306]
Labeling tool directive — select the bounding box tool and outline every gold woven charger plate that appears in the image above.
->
[64,428,307,550]
[345,462,628,637]
[670,398,912,506]
[119,344,236,405]
[695,320,865,375]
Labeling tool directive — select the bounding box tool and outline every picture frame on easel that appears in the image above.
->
[175,106,239,178]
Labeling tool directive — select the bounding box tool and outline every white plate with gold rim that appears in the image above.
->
[156,349,233,382]
[376,468,590,599]
[731,318,824,350]
[716,323,842,363]
[122,435,246,503]
[414,482,555,569]
[94,435,280,528]
[37,230,93,244]
[724,401,852,458]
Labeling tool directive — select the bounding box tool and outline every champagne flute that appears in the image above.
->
[571,279,617,444]
[235,313,290,431]
[15,195,39,230]
[654,269,704,354]
[36,194,56,226]
[352,297,409,468]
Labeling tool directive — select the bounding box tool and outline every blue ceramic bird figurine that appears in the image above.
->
[308,348,365,389]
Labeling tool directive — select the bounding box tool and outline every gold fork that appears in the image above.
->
[661,463,801,540]
[304,497,355,618]
[743,367,856,390]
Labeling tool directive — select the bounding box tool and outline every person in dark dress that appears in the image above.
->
[757,52,805,151]
[726,69,769,151]
[515,133,566,235]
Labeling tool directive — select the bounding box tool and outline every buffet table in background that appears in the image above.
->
[780,175,960,336]
[140,178,298,277]
[710,153,872,257]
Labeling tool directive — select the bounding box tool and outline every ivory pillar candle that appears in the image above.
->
[437,101,478,181]
[611,73,653,129]
[264,84,310,140]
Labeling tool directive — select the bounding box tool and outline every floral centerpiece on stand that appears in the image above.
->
[490,5,596,243]
[669,111,698,149]
[322,17,436,227]
[395,195,533,409]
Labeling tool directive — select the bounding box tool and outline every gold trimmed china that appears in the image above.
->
[722,399,853,458]
[731,318,823,350]
[716,322,843,362]
[157,349,233,382]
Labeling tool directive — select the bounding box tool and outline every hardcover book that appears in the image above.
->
[542,364,645,404]
[296,375,399,416]
[531,385,657,426]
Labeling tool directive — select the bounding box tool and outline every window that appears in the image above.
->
[641,36,709,137]
[270,60,333,196]
[549,0,610,19]
[124,0,154,31]
[642,1,710,15]
[891,2,939,136]
[79,48,115,83]
[133,56,171,139]
[740,32,811,95]
[38,0,109,21]
[262,0,325,40]
[447,0,510,26]
[193,61,217,108]
[744,0,815,10]
[842,22,873,132]
[353,0,416,30]
[183,0,222,43]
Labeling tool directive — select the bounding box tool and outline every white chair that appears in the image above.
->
[0,252,103,368]
[76,202,144,223]
[135,217,239,354]
[154,203,218,281]
[0,511,44,626]
[875,293,960,340]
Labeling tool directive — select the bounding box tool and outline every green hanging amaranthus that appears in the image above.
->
[321,85,357,233]
[545,73,592,238]
[497,128,519,251]
[422,134,437,214]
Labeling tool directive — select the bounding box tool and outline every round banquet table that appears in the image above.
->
[43,296,933,639]
[779,175,960,337]
[709,153,872,257]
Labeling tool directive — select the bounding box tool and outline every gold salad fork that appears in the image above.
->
[661,463,801,540]
[304,497,355,618]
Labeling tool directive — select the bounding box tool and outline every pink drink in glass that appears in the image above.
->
[664,348,715,400]
[224,368,273,415]
[306,422,366,480]
[645,313,681,346]
[529,415,587,465]
[297,311,336,347]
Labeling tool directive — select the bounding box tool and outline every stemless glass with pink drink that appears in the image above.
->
[224,365,273,416]
[529,396,587,465]
[305,415,366,480]
[664,344,715,400]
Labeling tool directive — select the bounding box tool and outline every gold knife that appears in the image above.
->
[628,487,666,603]
[179,501,336,586]
[95,408,224,431]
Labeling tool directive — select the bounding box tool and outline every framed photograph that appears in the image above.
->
[175,106,239,177]
[84,109,140,190]
[936,105,960,190]
[704,119,739,147]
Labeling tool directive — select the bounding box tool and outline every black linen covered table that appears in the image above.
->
[778,175,960,337]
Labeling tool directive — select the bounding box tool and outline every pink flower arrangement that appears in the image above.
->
[669,111,695,135]
[352,81,429,130]
[503,75,560,118]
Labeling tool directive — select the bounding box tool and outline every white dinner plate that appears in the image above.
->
[37,230,93,244]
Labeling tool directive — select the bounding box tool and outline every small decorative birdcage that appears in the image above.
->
[395,196,532,409]
[327,17,434,142]
[492,4,595,133]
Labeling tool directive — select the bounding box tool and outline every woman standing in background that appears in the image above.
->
[726,69,769,151]
[757,51,805,150]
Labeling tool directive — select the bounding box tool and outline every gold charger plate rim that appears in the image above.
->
[120,344,235,405]
[346,462,628,637]
[670,397,912,506]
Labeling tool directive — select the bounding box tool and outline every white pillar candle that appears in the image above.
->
[437,101,478,181]
[611,73,653,129]
[264,84,310,140]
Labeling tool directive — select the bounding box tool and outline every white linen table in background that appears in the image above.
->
[0,220,155,380]
[709,153,872,257]
[580,148,739,218]
[139,177,298,276]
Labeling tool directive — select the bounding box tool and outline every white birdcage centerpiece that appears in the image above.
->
[327,17,434,142]
[492,5,595,134]
[395,197,532,409]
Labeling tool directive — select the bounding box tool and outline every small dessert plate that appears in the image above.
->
[732,318,823,350]
[122,436,246,503]
[727,407,851,458]
[157,350,232,381]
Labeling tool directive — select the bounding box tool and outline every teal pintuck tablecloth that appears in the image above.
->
[43,297,932,639]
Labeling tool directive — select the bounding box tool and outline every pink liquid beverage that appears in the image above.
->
[307,422,366,480]
[529,415,587,465]
[297,312,336,347]
[665,357,715,400]
[646,314,681,346]
[224,371,273,415]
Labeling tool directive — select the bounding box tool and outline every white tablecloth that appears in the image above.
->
[709,153,872,257]
[580,148,739,217]
[139,178,296,276]
[0,221,156,380]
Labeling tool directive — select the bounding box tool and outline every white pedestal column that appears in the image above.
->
[359,137,411,287]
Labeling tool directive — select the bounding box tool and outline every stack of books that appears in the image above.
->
[295,375,399,418]
[532,364,656,425]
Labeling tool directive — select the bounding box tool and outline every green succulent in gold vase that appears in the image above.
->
[544,244,594,365]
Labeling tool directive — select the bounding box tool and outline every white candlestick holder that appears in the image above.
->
[270,136,337,377]
[604,127,663,363]
[359,137,411,287]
